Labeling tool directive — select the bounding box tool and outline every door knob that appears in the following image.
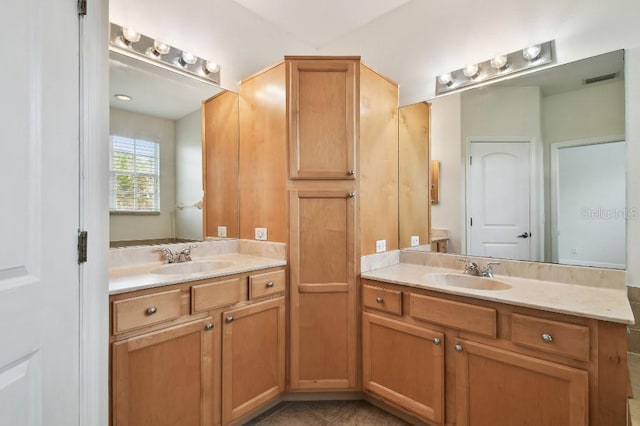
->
[517,232,530,239]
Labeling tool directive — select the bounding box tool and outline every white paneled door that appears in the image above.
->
[468,142,531,261]
[0,1,80,425]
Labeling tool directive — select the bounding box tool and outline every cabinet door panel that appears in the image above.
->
[455,339,588,426]
[363,313,444,424]
[222,297,285,424]
[112,317,216,426]
[288,60,357,179]
[289,190,357,390]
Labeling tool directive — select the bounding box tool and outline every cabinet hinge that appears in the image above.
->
[78,230,88,263]
[78,0,87,16]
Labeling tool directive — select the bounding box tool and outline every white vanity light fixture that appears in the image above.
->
[109,22,221,86]
[435,40,554,95]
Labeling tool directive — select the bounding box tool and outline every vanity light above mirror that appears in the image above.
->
[436,40,553,95]
[109,22,221,87]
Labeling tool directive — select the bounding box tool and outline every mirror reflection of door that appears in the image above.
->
[552,139,626,268]
[467,141,531,260]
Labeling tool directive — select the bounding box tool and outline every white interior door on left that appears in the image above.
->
[0,1,80,425]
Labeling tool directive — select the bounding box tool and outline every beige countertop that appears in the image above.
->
[109,253,286,295]
[361,263,635,324]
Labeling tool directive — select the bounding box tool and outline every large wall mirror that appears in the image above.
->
[109,50,232,247]
[406,50,625,269]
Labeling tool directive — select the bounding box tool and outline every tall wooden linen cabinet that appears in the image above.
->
[238,56,399,392]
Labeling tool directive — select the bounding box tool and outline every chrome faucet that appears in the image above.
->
[457,257,479,276]
[155,244,198,263]
[457,257,501,278]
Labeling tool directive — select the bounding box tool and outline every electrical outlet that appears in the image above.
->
[410,235,420,247]
[375,240,386,253]
[255,227,268,241]
[217,226,227,238]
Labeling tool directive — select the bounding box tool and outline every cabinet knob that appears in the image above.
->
[348,169,356,176]
[146,306,157,315]
[204,323,214,331]
[542,333,553,343]
[348,192,356,198]
[225,315,234,323]
[266,281,274,288]
[375,297,384,304]
[455,344,464,352]
[433,337,441,345]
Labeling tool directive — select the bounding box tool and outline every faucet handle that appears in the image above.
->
[155,247,175,263]
[457,257,479,275]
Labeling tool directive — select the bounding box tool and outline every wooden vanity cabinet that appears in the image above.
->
[361,278,628,426]
[221,297,286,424]
[110,267,287,426]
[112,317,217,426]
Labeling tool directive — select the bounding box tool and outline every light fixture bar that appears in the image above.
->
[108,22,221,86]
[435,40,554,96]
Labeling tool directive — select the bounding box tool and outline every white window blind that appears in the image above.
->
[110,135,160,213]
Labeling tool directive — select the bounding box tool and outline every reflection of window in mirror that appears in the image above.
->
[430,160,440,205]
[110,135,161,214]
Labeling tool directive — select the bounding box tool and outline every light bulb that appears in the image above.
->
[153,40,170,55]
[204,61,220,74]
[437,72,453,86]
[181,51,197,65]
[523,44,542,61]
[490,54,508,70]
[122,27,140,43]
[463,64,479,78]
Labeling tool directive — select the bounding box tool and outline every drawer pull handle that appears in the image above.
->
[204,323,214,331]
[375,297,384,304]
[266,281,274,288]
[146,306,157,315]
[433,337,441,345]
[226,315,234,323]
[455,344,464,352]
[542,333,553,343]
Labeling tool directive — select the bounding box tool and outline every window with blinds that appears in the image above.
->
[110,135,160,213]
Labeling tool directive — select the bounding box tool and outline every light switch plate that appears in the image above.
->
[410,235,420,247]
[375,240,386,253]
[255,227,268,241]
[217,226,227,238]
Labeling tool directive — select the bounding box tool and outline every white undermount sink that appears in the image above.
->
[424,273,512,291]
[150,260,235,275]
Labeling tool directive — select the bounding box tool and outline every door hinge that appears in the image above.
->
[470,217,473,226]
[469,156,473,166]
[78,0,87,16]
[78,230,88,263]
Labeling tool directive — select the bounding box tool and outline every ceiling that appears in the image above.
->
[109,0,640,108]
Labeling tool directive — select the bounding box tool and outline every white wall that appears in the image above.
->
[109,107,176,242]
[175,109,204,241]
[430,93,462,253]
[626,48,640,286]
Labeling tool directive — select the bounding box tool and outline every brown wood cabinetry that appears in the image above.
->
[221,297,286,424]
[362,313,444,424]
[202,91,239,238]
[361,278,628,426]
[112,317,217,426]
[454,338,588,426]
[110,267,286,426]
[289,190,357,390]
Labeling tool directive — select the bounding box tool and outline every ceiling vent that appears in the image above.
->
[584,73,617,85]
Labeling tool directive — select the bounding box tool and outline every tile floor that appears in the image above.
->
[243,354,640,425]
[243,400,410,425]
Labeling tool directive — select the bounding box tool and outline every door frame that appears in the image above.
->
[549,134,625,264]
[79,1,110,424]
[464,136,542,261]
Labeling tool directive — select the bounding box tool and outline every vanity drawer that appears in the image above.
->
[113,289,182,334]
[362,284,402,316]
[511,313,590,361]
[191,277,248,313]
[250,269,286,299]
[410,294,497,338]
